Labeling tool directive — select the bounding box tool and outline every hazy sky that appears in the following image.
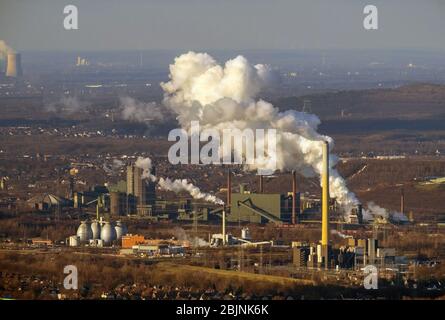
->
[1,0,444,52]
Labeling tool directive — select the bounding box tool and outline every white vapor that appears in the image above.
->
[135,156,155,180]
[134,156,223,205]
[120,97,164,123]
[160,52,358,216]
[173,227,209,248]
[363,201,409,223]
[46,96,89,114]
[158,177,224,205]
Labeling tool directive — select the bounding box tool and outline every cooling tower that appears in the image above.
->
[6,53,22,77]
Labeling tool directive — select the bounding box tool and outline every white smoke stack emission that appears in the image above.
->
[160,52,358,217]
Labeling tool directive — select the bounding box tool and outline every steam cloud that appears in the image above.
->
[135,156,155,180]
[363,201,408,223]
[103,159,125,174]
[135,156,223,205]
[157,177,224,205]
[120,97,164,123]
[160,52,358,215]
[46,96,89,114]
[173,227,209,247]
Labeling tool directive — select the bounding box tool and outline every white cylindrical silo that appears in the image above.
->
[69,235,80,247]
[76,221,93,243]
[100,221,117,246]
[90,220,102,240]
[241,227,251,240]
[114,220,128,240]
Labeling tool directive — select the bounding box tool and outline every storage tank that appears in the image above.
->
[241,227,251,240]
[69,235,80,247]
[114,220,128,239]
[100,221,117,245]
[76,221,93,243]
[90,220,101,239]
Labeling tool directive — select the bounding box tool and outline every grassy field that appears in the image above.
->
[157,262,315,286]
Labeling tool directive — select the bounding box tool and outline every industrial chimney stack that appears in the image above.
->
[292,170,297,224]
[6,53,22,77]
[321,141,330,267]
[226,170,232,212]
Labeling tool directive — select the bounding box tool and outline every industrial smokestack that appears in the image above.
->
[222,208,226,245]
[6,53,22,77]
[226,169,231,210]
[321,141,329,247]
[259,174,264,193]
[292,170,297,224]
[357,203,363,224]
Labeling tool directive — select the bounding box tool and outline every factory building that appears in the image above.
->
[229,190,294,224]
[122,234,145,249]
[68,220,128,247]
[120,234,188,256]
[73,185,109,209]
[110,192,126,216]
[126,165,156,216]
[27,193,71,213]
[292,238,396,270]
[293,246,310,267]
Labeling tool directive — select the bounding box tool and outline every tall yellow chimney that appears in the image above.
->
[321,141,329,246]
[6,53,22,77]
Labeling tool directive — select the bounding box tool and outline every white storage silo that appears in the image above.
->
[241,227,251,240]
[91,220,102,240]
[76,221,93,243]
[69,235,80,247]
[114,220,128,239]
[100,221,117,246]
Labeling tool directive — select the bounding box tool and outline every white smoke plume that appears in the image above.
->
[363,201,408,223]
[134,156,223,205]
[135,156,155,180]
[158,177,224,205]
[120,97,164,123]
[46,96,89,114]
[173,227,209,248]
[102,159,125,174]
[112,159,125,170]
[160,52,358,215]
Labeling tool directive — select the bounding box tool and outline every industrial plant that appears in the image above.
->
[1,18,444,301]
